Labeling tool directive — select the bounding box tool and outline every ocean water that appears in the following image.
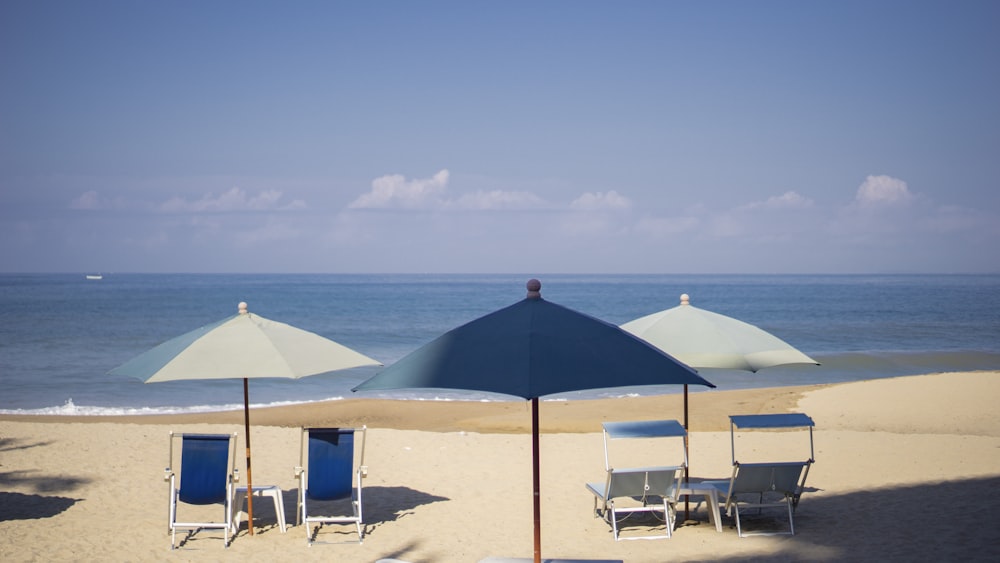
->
[1,273,998,416]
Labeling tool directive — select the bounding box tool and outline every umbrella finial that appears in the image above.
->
[680,294,690,306]
[526,279,542,299]
[238,302,248,314]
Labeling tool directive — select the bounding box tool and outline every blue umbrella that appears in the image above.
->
[354,279,714,562]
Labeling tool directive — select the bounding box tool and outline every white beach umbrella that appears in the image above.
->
[109,302,382,535]
[621,293,818,515]
[622,294,818,373]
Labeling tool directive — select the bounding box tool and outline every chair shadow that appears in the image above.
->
[231,485,449,538]
[362,485,451,527]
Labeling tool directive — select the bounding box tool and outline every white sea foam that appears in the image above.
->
[0,396,349,417]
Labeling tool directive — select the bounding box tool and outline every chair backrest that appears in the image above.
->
[601,419,687,471]
[607,466,681,500]
[728,413,815,465]
[178,434,233,505]
[303,428,362,501]
[731,462,808,496]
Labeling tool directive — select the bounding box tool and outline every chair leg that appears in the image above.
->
[354,499,364,543]
[610,502,621,541]
[303,498,311,545]
[169,489,178,549]
[663,501,672,539]
[296,489,302,526]
[223,496,231,547]
[734,504,744,538]
[786,497,795,535]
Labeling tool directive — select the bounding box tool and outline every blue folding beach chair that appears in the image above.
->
[166,432,238,549]
[295,427,367,545]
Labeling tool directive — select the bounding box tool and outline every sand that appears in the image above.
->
[2,371,998,562]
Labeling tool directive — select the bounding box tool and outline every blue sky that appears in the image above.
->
[2,0,998,274]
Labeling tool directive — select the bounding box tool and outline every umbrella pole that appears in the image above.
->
[532,397,541,563]
[243,378,255,536]
[684,383,690,520]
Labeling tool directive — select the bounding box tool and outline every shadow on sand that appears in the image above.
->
[0,491,82,522]
[710,475,1000,562]
[0,464,90,522]
[230,484,449,539]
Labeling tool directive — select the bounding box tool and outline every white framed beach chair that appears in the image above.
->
[585,419,687,540]
[295,426,367,545]
[703,413,815,537]
[165,432,239,549]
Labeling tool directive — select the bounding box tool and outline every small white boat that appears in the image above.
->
[86,274,103,280]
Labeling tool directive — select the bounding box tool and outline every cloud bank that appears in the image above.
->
[3,170,994,274]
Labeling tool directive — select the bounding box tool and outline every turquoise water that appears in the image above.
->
[1,273,998,415]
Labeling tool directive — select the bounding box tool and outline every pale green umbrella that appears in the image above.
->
[621,293,817,515]
[622,294,817,373]
[109,302,381,535]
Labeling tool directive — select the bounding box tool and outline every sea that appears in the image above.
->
[1,273,998,416]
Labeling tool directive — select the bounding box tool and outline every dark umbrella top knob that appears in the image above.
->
[526,279,542,299]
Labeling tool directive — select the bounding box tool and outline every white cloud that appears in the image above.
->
[633,215,700,236]
[70,190,101,210]
[233,220,302,245]
[348,169,552,211]
[855,175,912,207]
[557,214,618,236]
[570,190,632,211]
[122,230,169,249]
[159,187,306,213]
[744,190,814,210]
[926,204,992,234]
[450,190,546,210]
[684,190,818,239]
[69,190,126,210]
[349,169,451,209]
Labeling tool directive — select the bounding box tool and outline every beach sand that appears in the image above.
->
[2,371,998,562]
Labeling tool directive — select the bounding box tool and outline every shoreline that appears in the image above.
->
[0,381,823,433]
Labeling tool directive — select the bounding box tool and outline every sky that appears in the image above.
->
[1,0,998,274]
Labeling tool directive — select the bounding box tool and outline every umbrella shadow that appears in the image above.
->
[0,491,82,522]
[0,469,91,495]
[0,437,91,522]
[0,469,90,521]
[709,475,1000,561]
[0,437,56,452]
[277,485,449,537]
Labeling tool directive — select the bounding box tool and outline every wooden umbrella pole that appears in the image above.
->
[243,378,254,536]
[532,397,541,563]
